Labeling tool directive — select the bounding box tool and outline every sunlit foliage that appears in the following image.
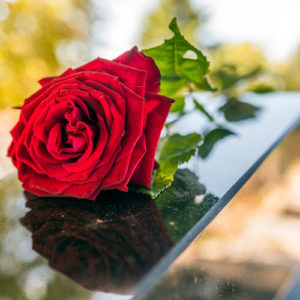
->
[0,0,92,109]
[209,43,284,95]
[140,0,206,49]
[279,46,300,90]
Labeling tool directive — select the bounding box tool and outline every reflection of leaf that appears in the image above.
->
[193,99,214,121]
[143,18,215,95]
[148,175,173,199]
[220,98,260,122]
[198,128,235,158]
[158,133,202,178]
[155,169,218,242]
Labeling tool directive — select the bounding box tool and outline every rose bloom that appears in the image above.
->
[8,47,174,200]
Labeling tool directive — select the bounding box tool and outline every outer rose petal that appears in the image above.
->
[76,58,147,98]
[38,68,74,87]
[99,85,144,188]
[109,134,147,193]
[19,163,71,195]
[114,46,161,94]
[131,92,174,188]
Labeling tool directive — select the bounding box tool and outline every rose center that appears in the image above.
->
[47,102,97,160]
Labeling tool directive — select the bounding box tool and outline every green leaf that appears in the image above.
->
[158,133,202,179]
[143,18,215,95]
[198,127,235,158]
[220,97,261,122]
[155,169,218,242]
[138,133,202,198]
[193,99,214,121]
[161,77,187,96]
[170,96,185,113]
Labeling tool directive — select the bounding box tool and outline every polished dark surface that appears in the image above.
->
[134,92,300,299]
[21,191,174,294]
[0,92,300,300]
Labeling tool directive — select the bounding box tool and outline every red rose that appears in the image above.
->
[8,47,174,200]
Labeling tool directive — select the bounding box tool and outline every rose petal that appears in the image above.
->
[62,115,110,173]
[106,133,147,191]
[38,68,74,87]
[131,92,174,187]
[84,80,125,118]
[76,58,147,98]
[19,162,71,195]
[100,85,144,187]
[114,46,161,94]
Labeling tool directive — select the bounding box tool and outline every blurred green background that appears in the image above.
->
[0,0,92,109]
[1,0,300,110]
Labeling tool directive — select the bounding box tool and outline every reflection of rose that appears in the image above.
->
[21,191,174,293]
[8,47,174,200]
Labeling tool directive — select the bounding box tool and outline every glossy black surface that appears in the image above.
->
[21,191,174,294]
[134,92,300,299]
[0,92,299,300]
